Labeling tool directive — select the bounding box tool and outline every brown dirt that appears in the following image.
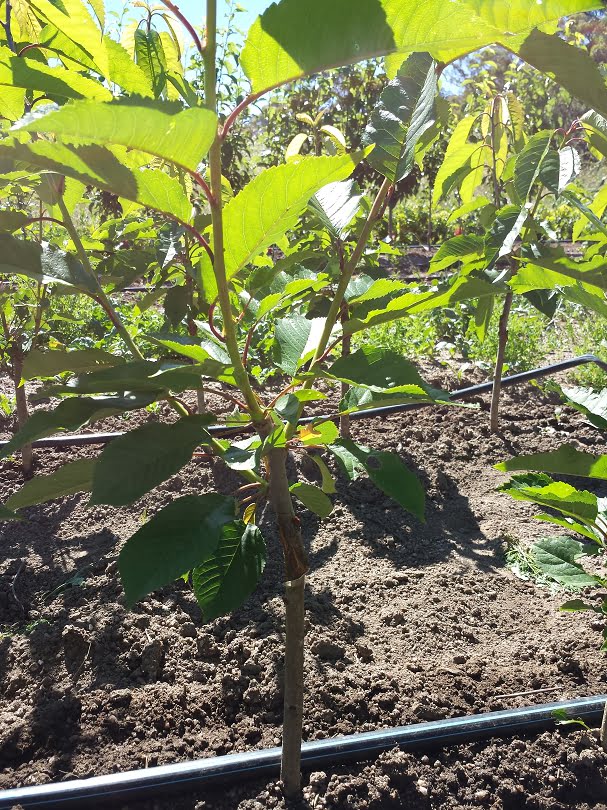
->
[1,367,607,809]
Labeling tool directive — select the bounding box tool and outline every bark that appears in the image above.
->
[339,330,352,439]
[266,444,308,797]
[490,292,513,433]
[12,345,32,476]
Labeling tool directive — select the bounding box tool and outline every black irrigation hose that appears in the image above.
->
[2,353,605,451]
[0,695,604,808]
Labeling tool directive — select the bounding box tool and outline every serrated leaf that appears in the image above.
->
[517,29,607,119]
[222,152,365,278]
[496,445,607,480]
[6,458,96,511]
[23,348,124,379]
[326,346,438,392]
[44,359,220,397]
[309,179,361,238]
[561,387,607,430]
[27,0,109,76]
[192,522,266,620]
[531,536,598,588]
[498,473,598,524]
[290,482,333,518]
[0,233,98,294]
[345,276,499,334]
[135,28,167,98]
[513,131,552,202]
[329,439,424,521]
[0,45,111,101]
[91,416,214,506]
[241,0,597,95]
[433,115,477,204]
[0,393,157,461]
[119,494,236,606]
[0,140,192,223]
[363,52,437,183]
[430,235,484,272]
[17,100,217,174]
[273,315,312,375]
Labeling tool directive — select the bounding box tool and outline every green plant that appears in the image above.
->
[1,0,607,798]
[497,388,607,746]
[430,84,607,431]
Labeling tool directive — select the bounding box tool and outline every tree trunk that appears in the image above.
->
[266,444,308,798]
[490,292,513,433]
[281,573,306,795]
[339,331,352,439]
[196,389,206,414]
[12,345,32,476]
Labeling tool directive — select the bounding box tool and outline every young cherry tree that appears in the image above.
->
[2,0,607,797]
[430,92,607,432]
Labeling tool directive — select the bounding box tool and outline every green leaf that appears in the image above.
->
[363,52,438,183]
[163,285,189,329]
[290,482,333,518]
[447,196,492,224]
[275,389,326,425]
[6,458,96,511]
[242,0,597,95]
[222,152,365,278]
[338,384,448,414]
[560,189,607,239]
[0,140,192,223]
[511,246,607,294]
[430,235,484,272]
[517,29,607,119]
[119,494,237,606]
[560,386,607,430]
[0,45,111,101]
[22,348,124,380]
[0,393,157,460]
[192,522,266,621]
[0,233,98,294]
[135,28,167,98]
[346,277,405,303]
[560,599,600,612]
[298,421,339,447]
[345,276,499,334]
[273,315,312,375]
[498,473,598,524]
[91,416,214,506]
[513,131,552,202]
[531,536,598,589]
[325,347,447,401]
[311,455,336,494]
[0,209,29,232]
[496,445,607,480]
[44,359,219,397]
[328,439,425,521]
[18,100,217,174]
[433,115,476,204]
[308,179,361,238]
[0,504,21,522]
[580,110,607,160]
[27,0,109,75]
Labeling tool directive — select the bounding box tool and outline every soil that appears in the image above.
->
[1,363,607,810]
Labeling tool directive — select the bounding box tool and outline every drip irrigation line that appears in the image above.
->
[0,695,604,808]
[2,354,605,451]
